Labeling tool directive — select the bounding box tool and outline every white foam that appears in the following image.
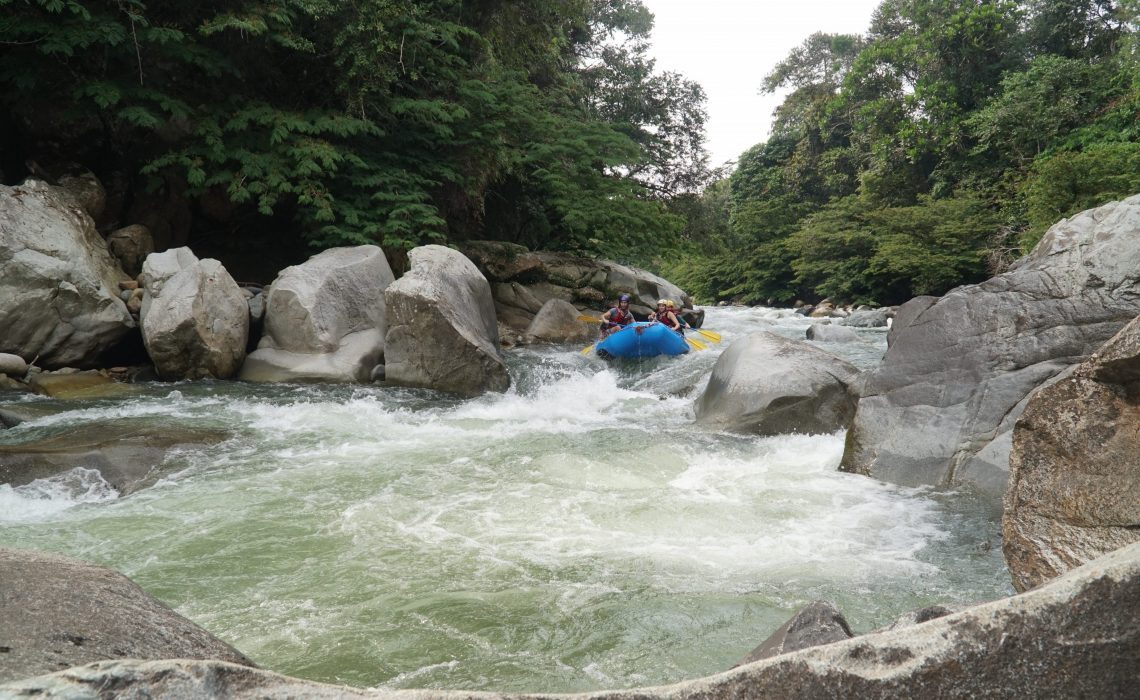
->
[0,468,118,522]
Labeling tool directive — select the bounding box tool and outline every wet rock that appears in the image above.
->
[0,420,230,495]
[839,307,895,328]
[26,370,121,399]
[0,548,254,684]
[735,601,853,666]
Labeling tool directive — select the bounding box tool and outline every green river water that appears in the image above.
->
[0,306,1013,693]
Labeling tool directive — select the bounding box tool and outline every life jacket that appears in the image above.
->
[658,309,681,331]
[608,307,634,325]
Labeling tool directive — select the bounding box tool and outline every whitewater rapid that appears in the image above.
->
[0,306,1012,692]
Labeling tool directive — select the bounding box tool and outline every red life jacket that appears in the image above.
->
[607,307,634,326]
[658,310,680,330]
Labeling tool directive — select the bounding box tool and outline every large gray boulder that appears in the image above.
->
[841,195,1140,497]
[695,332,860,435]
[461,241,697,330]
[0,180,134,368]
[239,245,394,383]
[384,245,510,397]
[524,299,596,344]
[0,548,254,684]
[5,542,1139,699]
[140,248,248,380]
[1003,314,1140,592]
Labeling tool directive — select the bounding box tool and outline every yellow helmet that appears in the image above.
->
[665,300,676,308]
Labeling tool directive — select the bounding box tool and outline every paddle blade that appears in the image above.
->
[577,315,601,323]
[685,337,708,351]
[695,329,722,343]
[580,344,595,355]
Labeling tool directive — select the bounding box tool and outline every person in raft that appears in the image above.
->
[665,299,689,331]
[599,293,636,338]
[651,299,683,333]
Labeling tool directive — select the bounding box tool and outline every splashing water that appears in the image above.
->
[0,307,1011,693]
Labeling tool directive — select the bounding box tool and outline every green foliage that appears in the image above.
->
[668,0,1138,306]
[0,0,708,259]
[1022,141,1140,247]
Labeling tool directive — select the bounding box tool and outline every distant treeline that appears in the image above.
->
[663,0,1140,306]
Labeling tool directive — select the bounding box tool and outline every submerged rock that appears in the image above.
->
[0,420,229,495]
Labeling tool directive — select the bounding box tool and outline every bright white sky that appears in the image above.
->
[642,0,883,169]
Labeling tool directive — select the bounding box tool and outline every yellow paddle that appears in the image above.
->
[686,337,708,351]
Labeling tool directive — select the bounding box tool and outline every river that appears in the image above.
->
[0,306,1012,692]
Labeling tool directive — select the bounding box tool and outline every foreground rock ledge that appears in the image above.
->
[5,542,1138,698]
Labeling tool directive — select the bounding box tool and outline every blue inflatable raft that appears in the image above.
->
[595,322,689,359]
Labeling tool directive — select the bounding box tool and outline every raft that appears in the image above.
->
[595,322,689,359]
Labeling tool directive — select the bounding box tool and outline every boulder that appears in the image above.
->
[0,419,230,495]
[523,299,595,344]
[1003,315,1140,592]
[140,249,248,380]
[0,353,28,377]
[839,307,895,328]
[239,246,394,383]
[805,324,861,343]
[0,180,134,368]
[5,542,1139,699]
[384,245,510,397]
[26,370,119,399]
[0,548,254,684]
[56,171,106,221]
[841,195,1140,497]
[459,240,544,283]
[105,224,155,277]
[694,332,860,435]
[735,601,853,666]
[463,243,695,331]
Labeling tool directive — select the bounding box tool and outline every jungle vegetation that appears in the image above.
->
[1,1,1137,304]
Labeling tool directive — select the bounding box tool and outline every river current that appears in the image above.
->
[0,306,1012,692]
